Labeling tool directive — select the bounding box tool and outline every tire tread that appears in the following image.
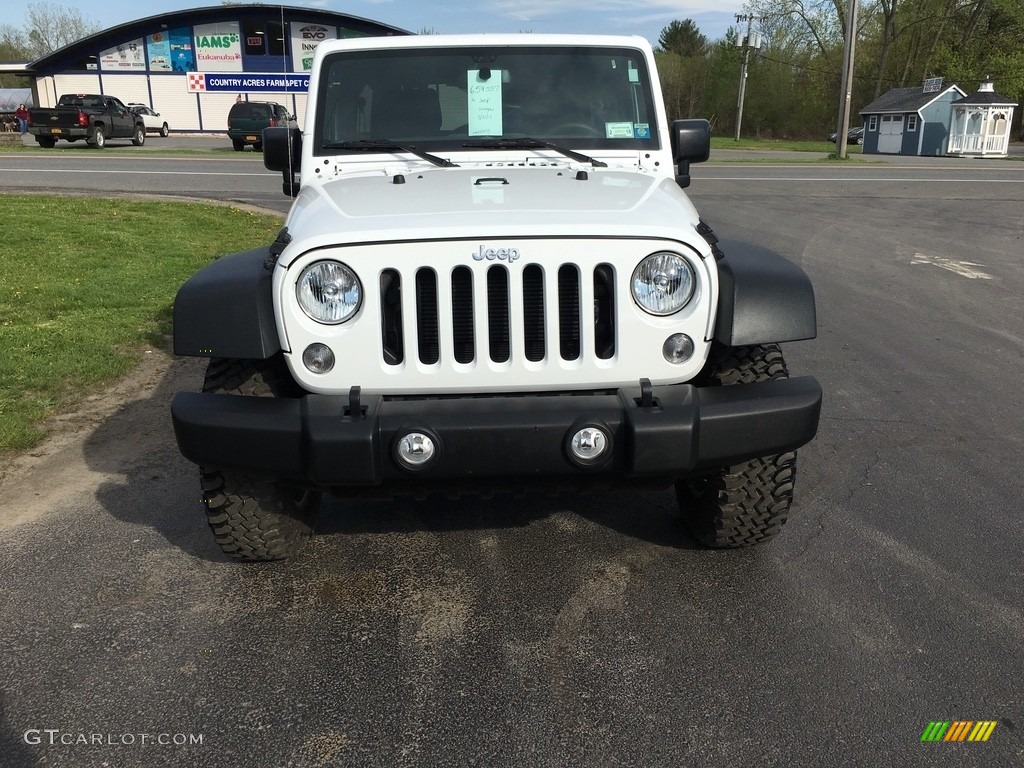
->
[678,343,799,548]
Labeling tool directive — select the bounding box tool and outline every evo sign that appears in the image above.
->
[187,72,310,93]
[290,22,336,73]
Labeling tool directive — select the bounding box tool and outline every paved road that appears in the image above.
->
[1,149,1022,767]
[0,136,292,214]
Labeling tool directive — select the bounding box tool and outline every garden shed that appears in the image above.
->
[859,79,966,156]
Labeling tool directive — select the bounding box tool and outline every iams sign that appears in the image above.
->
[196,35,239,48]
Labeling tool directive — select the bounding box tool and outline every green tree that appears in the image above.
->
[657,19,708,57]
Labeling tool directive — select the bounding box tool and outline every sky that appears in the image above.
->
[3,0,746,50]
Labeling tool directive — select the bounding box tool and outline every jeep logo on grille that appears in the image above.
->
[472,245,521,263]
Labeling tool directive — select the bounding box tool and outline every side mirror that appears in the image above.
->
[263,126,302,197]
[670,119,711,189]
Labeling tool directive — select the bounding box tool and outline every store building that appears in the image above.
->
[22,5,408,133]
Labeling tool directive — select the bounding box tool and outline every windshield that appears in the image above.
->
[313,44,659,156]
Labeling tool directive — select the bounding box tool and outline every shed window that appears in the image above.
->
[907,114,918,131]
[868,115,878,131]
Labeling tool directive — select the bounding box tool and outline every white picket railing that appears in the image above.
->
[947,132,1010,155]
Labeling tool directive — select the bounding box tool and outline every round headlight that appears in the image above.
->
[631,252,695,316]
[296,260,361,324]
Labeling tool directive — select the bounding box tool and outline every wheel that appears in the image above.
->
[199,356,321,561]
[549,123,602,137]
[131,125,145,146]
[36,137,56,148]
[676,343,798,548]
[160,123,169,137]
[88,127,105,148]
[232,139,244,151]
[253,142,263,151]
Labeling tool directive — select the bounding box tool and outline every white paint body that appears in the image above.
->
[271,34,719,395]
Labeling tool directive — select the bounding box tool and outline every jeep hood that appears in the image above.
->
[284,166,702,248]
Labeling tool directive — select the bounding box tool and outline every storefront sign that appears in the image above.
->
[194,22,243,72]
[146,31,172,71]
[186,72,310,93]
[290,22,336,72]
[100,38,146,71]
[169,29,195,72]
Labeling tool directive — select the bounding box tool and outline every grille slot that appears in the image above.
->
[558,265,581,361]
[487,266,511,363]
[522,265,546,362]
[451,267,475,364]
[593,264,616,360]
[416,269,439,365]
[379,269,403,365]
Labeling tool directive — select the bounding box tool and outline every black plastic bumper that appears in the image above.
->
[171,378,821,486]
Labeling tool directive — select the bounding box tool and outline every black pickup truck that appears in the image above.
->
[28,94,146,148]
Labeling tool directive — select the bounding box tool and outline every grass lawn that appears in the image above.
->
[0,195,283,453]
[711,136,861,154]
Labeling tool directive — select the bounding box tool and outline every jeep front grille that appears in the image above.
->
[379,263,617,367]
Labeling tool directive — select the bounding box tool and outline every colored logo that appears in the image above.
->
[921,721,997,742]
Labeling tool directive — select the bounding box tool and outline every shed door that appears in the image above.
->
[878,114,903,154]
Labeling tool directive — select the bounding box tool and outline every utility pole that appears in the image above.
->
[834,1,859,158]
[734,14,763,142]
[737,14,753,143]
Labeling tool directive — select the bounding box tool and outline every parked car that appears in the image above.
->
[828,126,864,145]
[227,101,294,151]
[128,104,170,137]
[27,94,146,148]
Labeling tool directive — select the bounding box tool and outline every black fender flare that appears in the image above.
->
[173,247,281,359]
[713,239,817,346]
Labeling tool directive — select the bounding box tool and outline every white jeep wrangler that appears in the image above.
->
[170,34,822,561]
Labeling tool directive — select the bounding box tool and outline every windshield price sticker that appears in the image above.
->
[468,70,503,136]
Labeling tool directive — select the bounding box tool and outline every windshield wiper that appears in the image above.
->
[461,138,607,168]
[322,139,459,168]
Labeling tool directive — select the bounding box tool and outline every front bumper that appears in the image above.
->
[172,376,819,489]
[171,378,821,487]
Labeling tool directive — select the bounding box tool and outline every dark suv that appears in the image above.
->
[227,101,294,151]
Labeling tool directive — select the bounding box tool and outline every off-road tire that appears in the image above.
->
[88,126,105,148]
[232,139,244,151]
[200,356,320,561]
[131,124,146,146]
[37,137,56,148]
[677,343,798,548]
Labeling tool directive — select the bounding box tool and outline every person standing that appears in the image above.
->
[15,103,29,133]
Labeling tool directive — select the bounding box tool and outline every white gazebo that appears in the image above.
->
[947,79,1018,157]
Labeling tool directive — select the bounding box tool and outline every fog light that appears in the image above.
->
[569,426,609,464]
[662,333,694,364]
[302,343,335,373]
[396,432,436,468]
